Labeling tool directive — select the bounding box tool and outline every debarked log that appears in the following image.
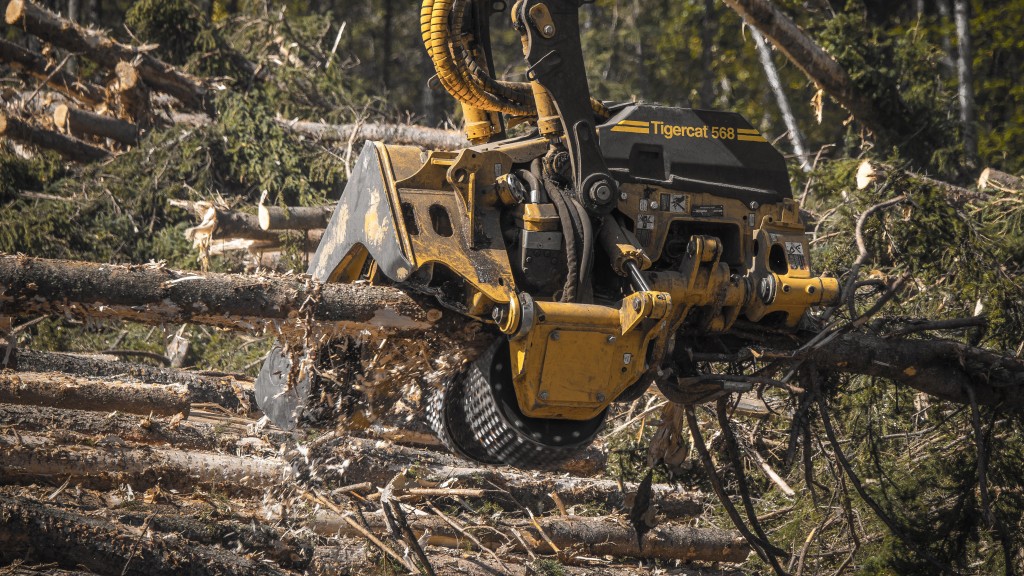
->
[0,371,190,417]
[0,494,287,576]
[0,114,110,162]
[276,118,468,151]
[0,255,443,336]
[0,433,289,494]
[310,510,750,563]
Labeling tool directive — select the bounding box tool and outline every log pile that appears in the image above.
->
[0,326,749,575]
[0,0,465,165]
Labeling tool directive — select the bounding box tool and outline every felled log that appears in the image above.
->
[327,436,706,518]
[54,103,139,145]
[0,255,441,337]
[276,118,468,151]
[111,61,152,126]
[5,0,209,113]
[0,113,109,162]
[978,167,1024,193]
[0,38,105,105]
[311,510,750,563]
[0,494,287,576]
[0,372,190,417]
[855,160,981,204]
[0,433,289,495]
[309,544,745,576]
[0,403,220,450]
[259,205,332,231]
[13,348,255,413]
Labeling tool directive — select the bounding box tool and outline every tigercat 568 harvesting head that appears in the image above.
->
[256,0,839,468]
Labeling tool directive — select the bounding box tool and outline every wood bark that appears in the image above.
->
[0,38,105,105]
[0,494,287,576]
[0,433,289,494]
[0,371,190,417]
[310,510,750,563]
[0,403,221,450]
[276,119,468,151]
[0,113,109,161]
[721,0,886,136]
[53,103,139,145]
[751,28,810,172]
[258,205,332,231]
[329,436,707,518]
[0,255,443,337]
[978,168,1023,193]
[5,0,210,113]
[12,348,256,413]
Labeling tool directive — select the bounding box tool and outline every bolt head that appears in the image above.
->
[606,335,616,343]
[543,24,555,36]
[539,391,549,401]
[632,297,642,312]
[550,331,560,341]
[749,201,760,210]
[591,183,613,204]
[596,392,606,402]
[619,192,628,201]
[649,201,659,210]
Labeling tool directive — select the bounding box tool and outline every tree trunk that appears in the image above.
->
[721,0,886,136]
[751,28,810,172]
[0,113,110,161]
[330,436,707,518]
[12,348,256,413]
[310,510,750,563]
[258,205,332,231]
[0,403,221,450]
[0,433,288,495]
[0,38,105,105]
[699,0,717,109]
[277,119,468,150]
[0,371,190,417]
[53,104,139,145]
[5,0,210,113]
[978,168,1024,193]
[0,494,287,576]
[953,0,977,167]
[0,255,442,337]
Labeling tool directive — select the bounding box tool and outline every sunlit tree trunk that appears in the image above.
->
[953,0,977,167]
[751,28,810,172]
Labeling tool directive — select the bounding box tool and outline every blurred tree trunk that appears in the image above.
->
[382,0,395,90]
[698,0,716,108]
[953,0,977,167]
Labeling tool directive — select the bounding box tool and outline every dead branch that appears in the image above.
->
[0,371,190,417]
[310,509,750,563]
[54,103,139,145]
[5,0,209,112]
[0,113,109,161]
[276,118,468,150]
[0,38,105,105]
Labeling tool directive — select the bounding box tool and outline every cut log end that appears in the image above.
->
[258,204,271,231]
[4,0,25,25]
[53,103,70,131]
[115,61,141,91]
[0,113,7,134]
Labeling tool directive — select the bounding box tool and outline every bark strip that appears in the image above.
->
[0,372,190,417]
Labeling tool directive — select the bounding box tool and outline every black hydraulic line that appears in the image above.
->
[568,196,594,302]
